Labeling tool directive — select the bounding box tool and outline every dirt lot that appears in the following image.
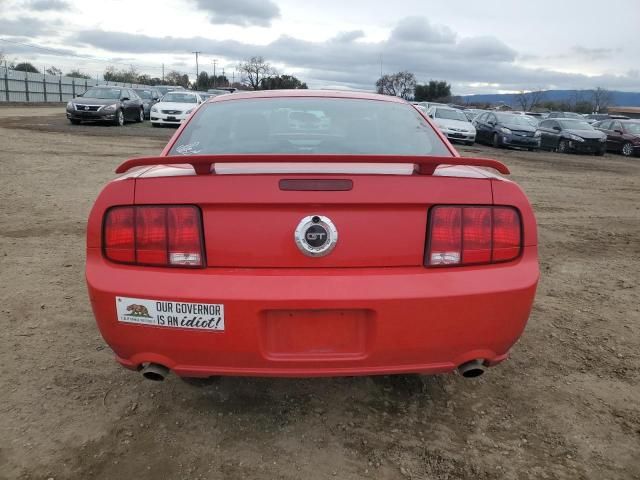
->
[0,107,638,480]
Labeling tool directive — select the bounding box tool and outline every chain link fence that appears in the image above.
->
[0,66,151,103]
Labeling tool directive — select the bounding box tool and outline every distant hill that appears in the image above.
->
[461,90,640,108]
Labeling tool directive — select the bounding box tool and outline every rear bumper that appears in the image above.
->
[86,247,539,377]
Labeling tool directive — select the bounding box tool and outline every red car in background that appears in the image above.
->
[593,119,640,157]
[86,90,539,382]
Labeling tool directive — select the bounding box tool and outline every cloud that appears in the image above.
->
[389,17,456,44]
[24,0,71,11]
[0,16,56,36]
[571,45,620,61]
[193,0,280,27]
[69,16,640,94]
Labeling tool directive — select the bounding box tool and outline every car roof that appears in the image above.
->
[206,89,407,104]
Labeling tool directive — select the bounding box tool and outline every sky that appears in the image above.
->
[1,0,639,94]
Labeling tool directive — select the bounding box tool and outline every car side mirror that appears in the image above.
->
[153,97,159,101]
[553,126,561,131]
[614,129,623,134]
[121,97,130,101]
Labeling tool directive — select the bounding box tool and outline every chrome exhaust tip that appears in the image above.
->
[141,363,170,381]
[457,359,486,378]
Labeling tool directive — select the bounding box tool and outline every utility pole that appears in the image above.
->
[212,59,218,87]
[222,68,225,86]
[192,51,201,86]
[162,63,164,83]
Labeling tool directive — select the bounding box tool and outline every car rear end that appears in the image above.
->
[86,92,538,380]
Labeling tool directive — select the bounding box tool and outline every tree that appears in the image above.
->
[414,80,451,102]
[591,87,612,113]
[515,89,545,111]
[66,69,91,79]
[574,100,594,114]
[14,62,40,73]
[165,70,190,88]
[260,74,308,90]
[104,65,140,84]
[45,66,62,76]
[194,71,209,90]
[376,71,416,100]
[136,74,152,85]
[237,56,274,90]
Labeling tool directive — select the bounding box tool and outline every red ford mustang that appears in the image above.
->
[86,90,538,382]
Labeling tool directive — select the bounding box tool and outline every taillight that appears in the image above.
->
[103,206,204,267]
[426,206,521,267]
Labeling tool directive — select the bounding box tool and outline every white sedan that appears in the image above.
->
[426,106,476,145]
[150,91,203,127]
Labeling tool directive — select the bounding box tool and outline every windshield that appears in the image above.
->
[82,88,121,99]
[558,119,594,130]
[163,92,198,103]
[170,97,451,156]
[624,122,640,134]
[435,108,468,122]
[495,113,532,126]
[135,89,153,100]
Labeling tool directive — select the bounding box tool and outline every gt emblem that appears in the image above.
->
[84,106,90,111]
[294,215,338,257]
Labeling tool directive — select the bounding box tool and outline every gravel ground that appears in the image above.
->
[0,108,638,480]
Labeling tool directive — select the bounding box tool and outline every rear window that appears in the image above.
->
[163,92,198,103]
[170,97,451,156]
[434,108,468,122]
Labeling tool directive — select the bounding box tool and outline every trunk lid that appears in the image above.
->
[134,167,493,268]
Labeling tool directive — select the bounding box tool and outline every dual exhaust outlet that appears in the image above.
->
[139,359,486,381]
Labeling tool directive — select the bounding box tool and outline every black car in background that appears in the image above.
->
[537,118,606,155]
[473,111,541,150]
[66,86,144,126]
[133,88,162,119]
[593,119,640,157]
[546,111,585,120]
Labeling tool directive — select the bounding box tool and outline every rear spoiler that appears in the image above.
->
[115,154,510,176]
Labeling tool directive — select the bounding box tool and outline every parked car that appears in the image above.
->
[133,87,162,119]
[207,88,233,97]
[584,113,610,124]
[537,118,606,155]
[593,119,640,157]
[546,111,585,120]
[86,89,538,382]
[66,86,144,126]
[150,91,203,127]
[155,85,185,97]
[426,106,476,145]
[463,109,485,121]
[473,112,541,150]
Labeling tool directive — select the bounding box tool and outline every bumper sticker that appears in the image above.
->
[116,296,224,331]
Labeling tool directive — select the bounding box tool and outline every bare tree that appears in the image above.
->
[515,89,545,111]
[46,66,62,76]
[591,87,612,113]
[237,56,275,90]
[375,71,416,100]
